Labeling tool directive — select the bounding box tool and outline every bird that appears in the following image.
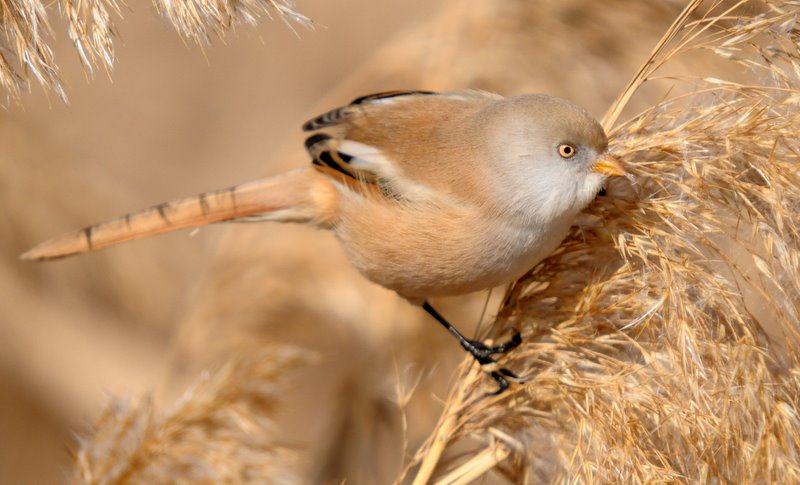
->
[22,89,627,393]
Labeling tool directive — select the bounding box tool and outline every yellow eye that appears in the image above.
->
[558,143,576,159]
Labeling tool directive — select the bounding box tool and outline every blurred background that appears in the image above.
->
[1,0,688,482]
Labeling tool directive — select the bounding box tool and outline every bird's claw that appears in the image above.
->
[488,370,511,395]
[486,367,529,395]
[464,331,522,359]
[490,331,522,354]
[463,332,526,396]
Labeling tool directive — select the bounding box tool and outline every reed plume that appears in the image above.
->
[72,348,307,484]
[406,1,800,482]
[0,0,310,101]
[60,0,800,482]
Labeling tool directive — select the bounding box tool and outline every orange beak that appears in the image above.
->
[592,153,627,177]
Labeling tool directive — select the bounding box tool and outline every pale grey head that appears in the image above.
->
[480,94,624,225]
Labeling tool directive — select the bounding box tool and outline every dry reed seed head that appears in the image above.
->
[0,0,65,100]
[0,0,311,101]
[61,0,120,74]
[72,347,309,484]
[409,1,800,483]
[152,0,313,46]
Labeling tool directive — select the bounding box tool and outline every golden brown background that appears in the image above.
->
[1,1,687,482]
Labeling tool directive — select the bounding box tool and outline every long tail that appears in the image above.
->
[21,168,337,261]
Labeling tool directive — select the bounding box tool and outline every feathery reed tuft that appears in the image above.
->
[58,0,800,482]
[406,0,800,482]
[0,0,310,101]
[71,347,307,484]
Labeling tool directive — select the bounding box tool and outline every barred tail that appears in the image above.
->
[21,168,336,261]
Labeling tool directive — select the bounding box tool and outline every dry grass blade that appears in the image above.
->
[433,443,510,485]
[601,0,706,131]
[71,347,308,484]
[0,0,311,101]
[406,0,800,482]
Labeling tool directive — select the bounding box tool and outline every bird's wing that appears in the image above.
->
[302,90,502,203]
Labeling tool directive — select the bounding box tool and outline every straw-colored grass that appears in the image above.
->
[72,347,307,484]
[47,0,800,482]
[0,0,310,101]
[404,1,800,482]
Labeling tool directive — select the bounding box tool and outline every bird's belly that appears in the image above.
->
[335,203,573,300]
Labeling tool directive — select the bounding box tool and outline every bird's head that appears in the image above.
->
[482,93,626,224]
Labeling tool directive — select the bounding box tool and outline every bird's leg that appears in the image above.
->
[422,301,522,394]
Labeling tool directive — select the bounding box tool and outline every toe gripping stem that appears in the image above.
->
[422,301,522,395]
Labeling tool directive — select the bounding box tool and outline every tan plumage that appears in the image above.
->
[23,89,626,391]
[20,169,338,261]
[24,89,626,296]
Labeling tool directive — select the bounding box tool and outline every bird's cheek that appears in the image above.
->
[581,172,607,201]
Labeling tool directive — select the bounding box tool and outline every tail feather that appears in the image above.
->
[21,168,336,261]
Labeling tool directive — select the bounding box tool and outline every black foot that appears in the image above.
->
[487,367,523,395]
[421,301,524,395]
[460,334,523,396]
[462,331,522,359]
[489,371,510,395]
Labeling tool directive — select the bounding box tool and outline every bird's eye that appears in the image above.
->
[558,143,576,159]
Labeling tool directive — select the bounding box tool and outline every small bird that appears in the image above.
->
[22,90,626,393]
